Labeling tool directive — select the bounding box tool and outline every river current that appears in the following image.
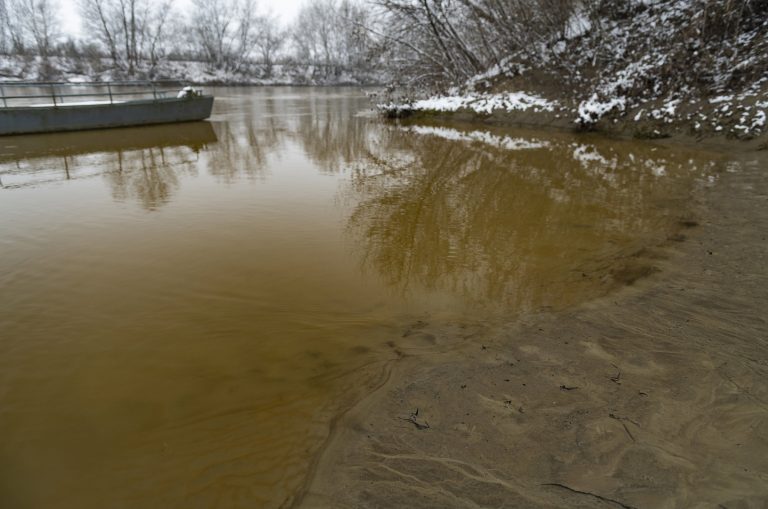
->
[0,87,721,508]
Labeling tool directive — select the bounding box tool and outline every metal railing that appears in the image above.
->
[0,80,188,108]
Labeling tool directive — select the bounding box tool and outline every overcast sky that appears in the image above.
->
[57,0,307,37]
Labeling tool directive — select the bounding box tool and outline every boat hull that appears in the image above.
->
[0,96,214,136]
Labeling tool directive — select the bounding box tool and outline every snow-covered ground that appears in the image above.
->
[0,55,385,86]
[379,91,557,117]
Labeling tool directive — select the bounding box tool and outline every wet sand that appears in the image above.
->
[298,148,768,508]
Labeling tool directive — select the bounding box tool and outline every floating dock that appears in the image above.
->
[0,81,214,136]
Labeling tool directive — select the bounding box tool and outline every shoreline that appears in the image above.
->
[295,133,768,507]
[383,108,768,153]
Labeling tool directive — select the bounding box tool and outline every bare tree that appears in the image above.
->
[372,0,581,87]
[189,0,258,70]
[232,0,257,70]
[79,0,120,64]
[3,7,26,53]
[145,0,172,68]
[189,0,230,67]
[337,0,373,67]
[291,0,374,76]
[254,11,284,76]
[79,0,175,73]
[0,0,8,53]
[293,0,345,69]
[4,0,60,57]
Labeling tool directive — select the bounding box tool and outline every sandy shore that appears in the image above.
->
[296,144,768,508]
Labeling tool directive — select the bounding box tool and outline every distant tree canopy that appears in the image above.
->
[293,0,373,70]
[78,0,173,72]
[0,0,382,77]
[1,0,61,57]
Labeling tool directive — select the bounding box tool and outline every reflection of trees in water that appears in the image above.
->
[346,127,718,312]
[203,94,289,182]
[104,145,201,210]
[292,93,374,174]
[206,117,282,182]
[0,123,217,206]
[102,92,374,204]
[203,90,377,178]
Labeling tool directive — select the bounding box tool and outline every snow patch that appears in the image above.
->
[565,8,592,39]
[577,94,626,125]
[752,110,766,129]
[381,91,557,116]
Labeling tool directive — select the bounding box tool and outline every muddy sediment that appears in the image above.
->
[298,148,768,507]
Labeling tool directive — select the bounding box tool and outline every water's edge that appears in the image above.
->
[296,145,768,507]
[3,88,763,507]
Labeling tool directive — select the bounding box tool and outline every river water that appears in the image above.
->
[0,88,723,508]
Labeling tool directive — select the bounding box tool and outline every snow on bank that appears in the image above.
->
[380,91,557,116]
[379,0,767,139]
[0,55,386,86]
[577,95,627,125]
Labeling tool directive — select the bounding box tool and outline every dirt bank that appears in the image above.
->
[376,0,767,145]
[297,144,768,508]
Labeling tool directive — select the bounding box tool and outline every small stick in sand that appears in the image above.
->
[400,408,430,430]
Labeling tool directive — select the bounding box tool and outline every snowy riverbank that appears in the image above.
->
[0,55,385,86]
[377,0,768,142]
[379,88,767,142]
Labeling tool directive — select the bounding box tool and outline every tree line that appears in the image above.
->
[2,0,766,87]
[0,0,379,78]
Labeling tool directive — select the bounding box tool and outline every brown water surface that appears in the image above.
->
[0,88,721,508]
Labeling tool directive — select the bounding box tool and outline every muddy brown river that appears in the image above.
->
[0,88,732,508]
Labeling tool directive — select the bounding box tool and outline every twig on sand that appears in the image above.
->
[610,364,622,384]
[608,412,640,427]
[609,413,639,442]
[400,408,430,430]
[541,483,637,509]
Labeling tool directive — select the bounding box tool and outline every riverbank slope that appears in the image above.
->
[378,0,767,144]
